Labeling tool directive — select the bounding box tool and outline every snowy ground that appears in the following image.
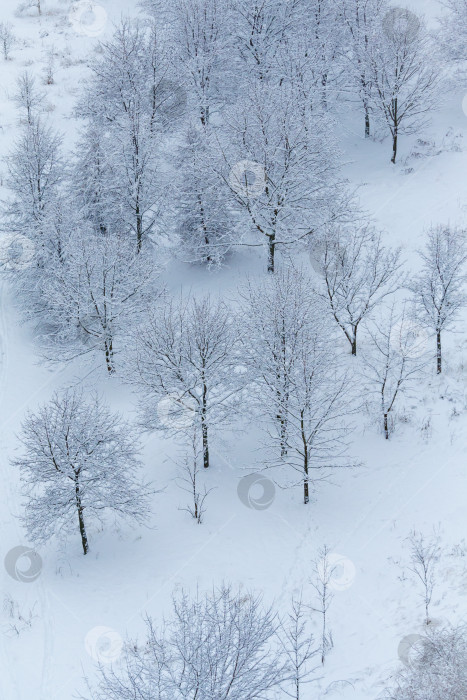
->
[1,0,467,698]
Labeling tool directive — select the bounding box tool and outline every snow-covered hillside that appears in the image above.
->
[1,0,466,698]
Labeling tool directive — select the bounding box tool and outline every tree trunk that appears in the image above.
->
[75,478,89,555]
[437,330,442,374]
[391,100,398,163]
[365,108,370,138]
[351,327,357,356]
[104,339,114,375]
[267,235,275,274]
[201,382,209,469]
[384,412,389,440]
[136,211,143,253]
[301,410,309,504]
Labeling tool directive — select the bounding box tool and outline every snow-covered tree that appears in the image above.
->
[367,7,439,162]
[277,326,356,504]
[240,267,321,457]
[241,267,355,503]
[362,303,428,439]
[411,225,467,375]
[317,223,404,355]
[14,71,45,125]
[88,584,288,699]
[5,116,64,253]
[129,294,242,468]
[71,123,121,237]
[173,122,235,266]
[0,22,15,60]
[15,388,151,555]
[39,231,157,373]
[220,79,342,272]
[339,0,386,137]
[280,592,318,698]
[78,20,166,250]
[438,0,467,64]
[386,625,467,700]
[143,0,231,125]
[229,0,295,81]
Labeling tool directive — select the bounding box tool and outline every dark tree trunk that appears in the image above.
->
[75,479,89,555]
[437,330,442,374]
[351,327,357,356]
[365,108,370,138]
[136,211,143,253]
[201,381,209,469]
[384,412,389,440]
[267,235,275,274]
[104,339,114,375]
[301,410,309,504]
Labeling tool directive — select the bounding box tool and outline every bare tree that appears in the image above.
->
[339,0,386,137]
[240,268,321,458]
[438,0,467,64]
[5,116,64,249]
[176,427,213,523]
[0,22,15,60]
[86,584,288,699]
[129,294,242,468]
[173,122,236,266]
[39,230,157,373]
[280,592,319,699]
[14,388,151,555]
[310,545,334,664]
[406,529,441,626]
[411,225,467,375]
[78,20,166,251]
[14,71,46,125]
[367,7,439,162]
[220,79,342,272]
[362,303,428,439]
[385,625,467,700]
[318,223,404,355]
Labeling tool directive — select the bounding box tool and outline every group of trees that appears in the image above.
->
[13,218,467,555]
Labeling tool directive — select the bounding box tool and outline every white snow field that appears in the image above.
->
[0,0,466,698]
